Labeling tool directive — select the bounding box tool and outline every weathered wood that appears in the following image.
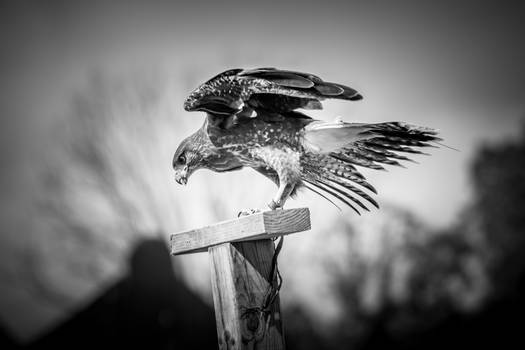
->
[170,207,312,350]
[170,208,310,255]
[210,240,285,350]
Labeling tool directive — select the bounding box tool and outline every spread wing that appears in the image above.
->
[183,67,363,116]
[300,122,442,214]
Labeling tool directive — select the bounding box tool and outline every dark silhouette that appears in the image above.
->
[30,239,217,350]
[0,326,18,350]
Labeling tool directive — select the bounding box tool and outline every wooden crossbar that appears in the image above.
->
[170,208,311,255]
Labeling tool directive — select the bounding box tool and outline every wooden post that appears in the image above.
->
[171,208,311,350]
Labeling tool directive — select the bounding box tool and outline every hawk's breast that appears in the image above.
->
[249,146,302,184]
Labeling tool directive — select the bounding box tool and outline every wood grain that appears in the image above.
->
[210,240,285,350]
[170,208,310,255]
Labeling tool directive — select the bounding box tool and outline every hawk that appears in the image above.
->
[173,68,441,213]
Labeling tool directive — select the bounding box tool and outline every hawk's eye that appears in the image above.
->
[177,154,186,165]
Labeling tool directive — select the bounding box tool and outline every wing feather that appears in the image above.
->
[299,122,442,212]
[241,70,315,88]
[303,121,441,168]
[184,68,363,115]
[313,83,345,96]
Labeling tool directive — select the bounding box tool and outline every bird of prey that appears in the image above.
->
[173,68,441,213]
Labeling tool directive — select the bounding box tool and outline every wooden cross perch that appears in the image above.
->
[170,208,311,350]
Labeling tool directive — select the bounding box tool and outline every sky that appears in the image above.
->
[2,0,524,226]
[1,0,524,342]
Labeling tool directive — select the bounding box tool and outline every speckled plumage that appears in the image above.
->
[173,68,442,212]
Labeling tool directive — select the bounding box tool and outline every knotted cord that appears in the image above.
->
[240,236,284,340]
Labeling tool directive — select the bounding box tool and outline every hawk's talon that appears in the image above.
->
[268,200,282,210]
[238,208,261,217]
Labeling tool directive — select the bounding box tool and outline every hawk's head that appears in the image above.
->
[172,128,209,185]
[173,125,244,185]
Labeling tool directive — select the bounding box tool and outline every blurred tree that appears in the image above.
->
[327,208,489,349]
[472,122,525,298]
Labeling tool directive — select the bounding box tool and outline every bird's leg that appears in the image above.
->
[268,183,295,210]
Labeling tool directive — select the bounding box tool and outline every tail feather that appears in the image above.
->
[313,155,378,192]
[301,156,379,213]
[321,172,379,209]
[303,178,362,215]
[303,182,342,211]
[327,167,378,193]
[315,177,371,212]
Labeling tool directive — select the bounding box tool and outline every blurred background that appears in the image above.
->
[1,0,524,349]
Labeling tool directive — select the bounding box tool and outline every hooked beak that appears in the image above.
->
[175,176,187,185]
[174,168,188,185]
